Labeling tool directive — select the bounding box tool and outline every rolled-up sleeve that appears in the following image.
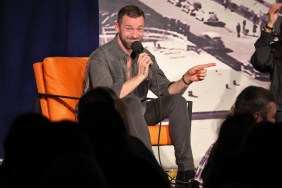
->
[148,53,171,96]
[87,47,125,96]
[251,31,277,73]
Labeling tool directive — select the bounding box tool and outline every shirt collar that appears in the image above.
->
[112,35,130,61]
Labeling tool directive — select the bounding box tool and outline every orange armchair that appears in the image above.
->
[33,57,192,146]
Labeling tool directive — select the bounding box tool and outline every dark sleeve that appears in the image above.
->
[250,31,278,73]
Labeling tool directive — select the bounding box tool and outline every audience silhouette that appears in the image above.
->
[77,87,171,188]
[5,85,279,188]
[0,112,52,187]
[1,112,106,188]
[39,121,108,188]
[195,85,277,188]
[201,113,257,188]
[1,87,171,188]
[238,121,282,188]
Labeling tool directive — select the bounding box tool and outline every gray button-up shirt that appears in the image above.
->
[83,35,172,104]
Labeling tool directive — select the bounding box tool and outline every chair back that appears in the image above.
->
[33,57,88,121]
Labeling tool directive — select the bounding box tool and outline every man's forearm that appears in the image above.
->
[168,78,191,95]
[120,76,144,98]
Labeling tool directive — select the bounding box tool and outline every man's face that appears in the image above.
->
[115,15,144,50]
[255,101,277,123]
[265,101,277,123]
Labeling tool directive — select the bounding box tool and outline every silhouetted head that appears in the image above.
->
[3,112,51,168]
[234,86,277,123]
[77,87,130,133]
[77,87,130,157]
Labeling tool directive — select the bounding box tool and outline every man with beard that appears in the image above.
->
[83,5,215,188]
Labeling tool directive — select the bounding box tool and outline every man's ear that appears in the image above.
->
[253,112,262,123]
[115,22,120,33]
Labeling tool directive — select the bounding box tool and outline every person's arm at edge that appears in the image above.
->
[168,63,216,95]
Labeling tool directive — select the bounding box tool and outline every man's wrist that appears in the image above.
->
[181,75,192,85]
[265,24,273,30]
[263,24,275,33]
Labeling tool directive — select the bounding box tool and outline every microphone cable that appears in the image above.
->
[151,67,176,185]
[150,68,163,169]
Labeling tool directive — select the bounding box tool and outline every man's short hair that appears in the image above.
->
[117,5,145,24]
[234,86,276,120]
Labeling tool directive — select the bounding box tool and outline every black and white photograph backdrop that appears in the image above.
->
[98,0,277,166]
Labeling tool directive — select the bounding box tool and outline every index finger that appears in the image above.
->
[198,63,216,69]
[270,3,282,13]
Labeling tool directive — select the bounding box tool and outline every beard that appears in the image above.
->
[118,33,141,50]
[120,37,131,50]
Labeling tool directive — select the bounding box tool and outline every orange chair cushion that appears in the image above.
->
[149,125,172,145]
[42,57,88,121]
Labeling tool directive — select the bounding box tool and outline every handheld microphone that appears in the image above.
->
[131,41,151,68]
[131,41,144,54]
[131,41,153,78]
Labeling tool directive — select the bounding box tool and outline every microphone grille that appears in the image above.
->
[131,41,144,54]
